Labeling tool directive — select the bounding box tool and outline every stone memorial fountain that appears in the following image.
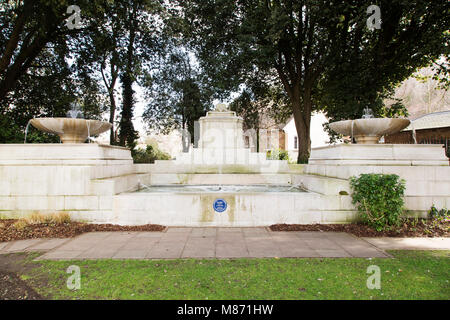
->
[328,107,411,144]
[26,103,112,143]
[0,101,448,227]
[309,107,447,166]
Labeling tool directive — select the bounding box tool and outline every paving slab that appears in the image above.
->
[191,228,218,237]
[245,241,280,258]
[161,233,190,242]
[305,239,343,250]
[242,228,268,236]
[278,248,320,258]
[0,242,8,251]
[147,240,186,259]
[53,239,96,251]
[182,245,216,258]
[113,250,148,259]
[78,232,113,239]
[26,238,71,251]
[120,239,158,251]
[216,244,250,258]
[35,250,86,260]
[362,237,450,250]
[218,228,242,233]
[3,239,44,252]
[315,249,352,258]
[81,247,120,259]
[0,228,406,260]
[134,232,164,238]
[294,232,329,239]
[166,227,192,233]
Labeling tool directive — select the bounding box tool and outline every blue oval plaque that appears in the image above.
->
[213,198,227,213]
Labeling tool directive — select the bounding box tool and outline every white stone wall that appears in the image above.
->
[306,144,450,217]
[1,143,448,226]
[112,192,356,226]
[0,144,137,222]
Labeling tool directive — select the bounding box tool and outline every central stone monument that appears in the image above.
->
[197,104,245,150]
[175,103,286,169]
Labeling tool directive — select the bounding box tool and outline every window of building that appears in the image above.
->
[294,136,298,149]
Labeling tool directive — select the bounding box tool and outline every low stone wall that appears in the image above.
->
[112,192,356,226]
[1,143,448,226]
[0,144,138,223]
[307,144,450,217]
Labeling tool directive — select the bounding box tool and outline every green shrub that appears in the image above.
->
[429,205,449,220]
[266,149,289,161]
[349,174,406,231]
[132,145,171,164]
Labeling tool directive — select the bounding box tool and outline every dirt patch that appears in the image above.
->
[0,253,43,300]
[0,220,166,242]
[270,219,449,237]
[0,271,42,300]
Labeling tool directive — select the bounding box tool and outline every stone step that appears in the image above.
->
[146,173,293,185]
[292,174,350,195]
[136,162,291,174]
[305,164,450,181]
[305,165,450,196]
[90,173,143,195]
[89,164,136,179]
[175,148,268,165]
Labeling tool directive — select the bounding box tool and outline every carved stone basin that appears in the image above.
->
[329,118,410,144]
[30,118,112,143]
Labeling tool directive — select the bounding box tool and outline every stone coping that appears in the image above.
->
[0,144,132,161]
[312,143,446,151]
[2,143,129,150]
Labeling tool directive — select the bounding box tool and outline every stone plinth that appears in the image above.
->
[175,105,286,167]
[198,110,245,150]
[0,144,139,222]
[310,144,449,166]
[0,144,132,165]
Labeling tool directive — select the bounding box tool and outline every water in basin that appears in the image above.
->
[137,185,307,193]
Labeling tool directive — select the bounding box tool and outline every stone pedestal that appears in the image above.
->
[310,144,449,166]
[198,110,245,150]
[0,144,140,223]
[174,105,287,168]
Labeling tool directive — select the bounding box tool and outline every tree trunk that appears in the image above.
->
[0,1,71,103]
[109,90,117,145]
[0,0,32,75]
[119,73,137,148]
[292,107,311,164]
[256,126,260,153]
[118,4,138,149]
[275,66,314,164]
[291,86,312,164]
[0,36,48,102]
[101,60,119,145]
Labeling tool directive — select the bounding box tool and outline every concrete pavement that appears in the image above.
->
[362,237,450,250]
[0,227,448,260]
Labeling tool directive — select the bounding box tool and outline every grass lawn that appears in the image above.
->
[21,250,450,300]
